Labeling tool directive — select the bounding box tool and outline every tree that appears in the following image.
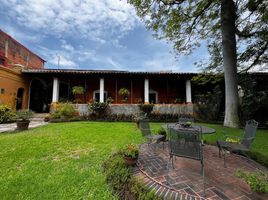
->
[128,0,268,128]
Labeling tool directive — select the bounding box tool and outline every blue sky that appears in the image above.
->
[0,0,209,72]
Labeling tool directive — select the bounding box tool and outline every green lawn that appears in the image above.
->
[0,122,144,200]
[151,122,268,165]
[0,122,267,200]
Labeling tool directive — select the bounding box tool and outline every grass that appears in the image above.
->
[0,122,144,200]
[1,121,267,200]
[151,122,268,166]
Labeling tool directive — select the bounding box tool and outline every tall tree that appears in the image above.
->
[128,0,268,128]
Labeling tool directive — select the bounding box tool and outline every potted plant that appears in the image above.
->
[157,128,167,142]
[118,88,130,102]
[122,143,139,166]
[15,110,34,130]
[72,86,85,103]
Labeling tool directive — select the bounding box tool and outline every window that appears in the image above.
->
[149,89,158,104]
[93,90,107,102]
[0,88,5,94]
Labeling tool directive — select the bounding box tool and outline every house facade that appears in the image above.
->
[0,29,45,110]
[0,29,196,115]
[22,69,196,114]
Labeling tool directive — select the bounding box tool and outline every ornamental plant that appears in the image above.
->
[122,143,139,158]
[225,137,241,144]
[118,88,130,97]
[72,86,85,95]
[0,104,16,123]
[15,110,34,121]
[138,103,154,115]
[88,101,109,116]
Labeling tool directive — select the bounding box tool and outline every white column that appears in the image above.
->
[99,78,104,103]
[186,80,192,103]
[52,77,60,103]
[144,78,149,104]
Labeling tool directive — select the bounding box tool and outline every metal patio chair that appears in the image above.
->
[168,127,204,174]
[217,119,259,167]
[139,120,165,149]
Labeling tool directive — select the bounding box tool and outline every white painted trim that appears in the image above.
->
[99,78,104,103]
[149,89,158,103]
[186,80,192,103]
[144,78,149,103]
[52,77,60,102]
[93,90,107,102]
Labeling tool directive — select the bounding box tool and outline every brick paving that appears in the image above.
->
[134,143,268,200]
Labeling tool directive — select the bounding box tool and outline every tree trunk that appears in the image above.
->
[221,0,240,128]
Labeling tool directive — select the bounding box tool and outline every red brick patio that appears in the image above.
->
[134,143,268,200]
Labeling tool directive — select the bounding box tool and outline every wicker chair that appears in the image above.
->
[217,119,258,167]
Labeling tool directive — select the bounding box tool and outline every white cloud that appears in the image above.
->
[3,0,140,44]
[51,54,77,69]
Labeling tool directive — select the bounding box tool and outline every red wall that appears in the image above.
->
[0,30,45,69]
[66,76,187,104]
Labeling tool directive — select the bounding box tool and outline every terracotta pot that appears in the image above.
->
[124,156,138,166]
[16,120,30,130]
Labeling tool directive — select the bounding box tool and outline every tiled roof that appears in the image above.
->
[22,68,198,76]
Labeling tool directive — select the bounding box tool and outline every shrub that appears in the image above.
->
[103,153,132,193]
[235,169,268,193]
[157,128,167,137]
[194,85,223,122]
[102,153,162,200]
[138,104,154,115]
[50,103,77,120]
[0,105,15,123]
[15,110,34,121]
[88,101,109,116]
[59,103,76,118]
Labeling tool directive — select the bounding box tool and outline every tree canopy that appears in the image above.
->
[128,0,268,72]
[128,0,268,127]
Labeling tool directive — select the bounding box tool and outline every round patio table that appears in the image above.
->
[161,123,216,134]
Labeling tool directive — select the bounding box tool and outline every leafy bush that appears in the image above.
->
[138,104,154,115]
[103,153,162,200]
[0,105,15,123]
[72,86,85,95]
[59,103,76,118]
[15,110,34,121]
[194,85,223,122]
[122,143,139,158]
[131,179,162,200]
[235,169,268,193]
[88,101,109,116]
[157,128,167,137]
[118,88,130,97]
[50,103,77,120]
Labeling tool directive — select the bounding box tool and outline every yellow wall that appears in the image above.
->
[0,65,29,110]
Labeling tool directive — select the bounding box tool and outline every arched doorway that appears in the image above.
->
[16,88,24,110]
[29,79,49,113]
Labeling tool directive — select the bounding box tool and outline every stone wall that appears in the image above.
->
[74,103,194,116]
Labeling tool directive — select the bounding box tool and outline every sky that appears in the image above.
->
[0,0,209,72]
